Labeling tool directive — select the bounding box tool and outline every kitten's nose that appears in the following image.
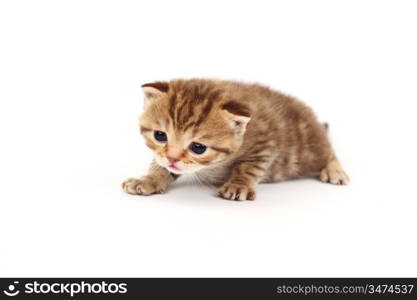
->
[167,156,180,164]
[167,145,182,163]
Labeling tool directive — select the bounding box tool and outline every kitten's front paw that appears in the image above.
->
[218,182,256,201]
[122,177,166,196]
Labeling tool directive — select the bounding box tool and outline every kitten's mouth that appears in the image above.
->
[168,163,181,172]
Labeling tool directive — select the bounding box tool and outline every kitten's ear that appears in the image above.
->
[141,81,169,107]
[221,101,251,134]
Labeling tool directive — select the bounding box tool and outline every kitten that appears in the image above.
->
[122,79,349,201]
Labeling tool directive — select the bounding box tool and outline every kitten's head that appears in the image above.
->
[139,80,251,174]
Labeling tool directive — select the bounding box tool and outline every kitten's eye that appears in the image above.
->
[154,131,167,142]
[189,142,207,155]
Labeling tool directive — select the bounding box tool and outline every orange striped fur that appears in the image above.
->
[122,79,349,200]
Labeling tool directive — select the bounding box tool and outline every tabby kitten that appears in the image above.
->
[122,79,349,200]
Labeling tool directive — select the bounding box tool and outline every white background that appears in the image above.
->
[1,0,416,277]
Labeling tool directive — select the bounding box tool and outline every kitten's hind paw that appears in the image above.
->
[122,177,166,195]
[320,158,349,185]
[218,183,256,201]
